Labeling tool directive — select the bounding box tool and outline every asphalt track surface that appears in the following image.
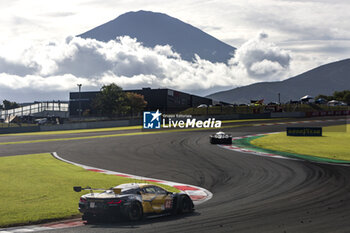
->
[1,116,350,233]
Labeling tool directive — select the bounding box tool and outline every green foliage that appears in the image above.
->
[333,90,346,100]
[314,94,332,101]
[92,84,147,117]
[333,90,350,104]
[344,92,350,104]
[316,90,350,104]
[125,92,147,116]
[2,100,19,110]
[93,83,128,116]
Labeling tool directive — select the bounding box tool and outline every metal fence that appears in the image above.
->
[0,101,69,119]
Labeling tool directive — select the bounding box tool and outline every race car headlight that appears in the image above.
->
[80,197,87,203]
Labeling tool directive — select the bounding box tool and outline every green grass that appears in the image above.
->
[251,124,350,161]
[0,153,178,227]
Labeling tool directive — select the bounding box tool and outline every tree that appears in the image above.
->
[2,100,19,110]
[343,92,350,104]
[92,83,128,116]
[125,92,147,116]
[314,94,332,101]
[315,90,350,103]
[333,91,346,101]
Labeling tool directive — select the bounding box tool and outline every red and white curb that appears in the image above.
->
[219,133,298,161]
[0,153,212,233]
[51,152,212,205]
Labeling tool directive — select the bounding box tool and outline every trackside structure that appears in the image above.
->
[0,101,69,120]
[69,88,215,117]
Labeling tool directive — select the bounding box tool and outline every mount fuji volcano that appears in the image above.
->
[78,10,235,63]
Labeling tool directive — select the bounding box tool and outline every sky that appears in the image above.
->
[0,0,349,102]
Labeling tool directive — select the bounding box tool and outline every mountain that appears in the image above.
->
[78,10,235,63]
[207,59,350,103]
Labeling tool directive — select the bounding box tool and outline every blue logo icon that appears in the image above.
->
[143,110,161,129]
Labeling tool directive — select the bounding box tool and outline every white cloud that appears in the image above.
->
[0,0,349,102]
[250,60,284,76]
[229,32,291,80]
[0,34,291,101]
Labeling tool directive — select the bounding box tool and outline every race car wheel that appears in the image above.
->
[83,213,96,224]
[178,195,194,214]
[127,201,143,221]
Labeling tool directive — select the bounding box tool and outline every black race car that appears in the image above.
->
[74,183,194,222]
[210,131,232,144]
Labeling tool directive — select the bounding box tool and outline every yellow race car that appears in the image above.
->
[74,183,194,222]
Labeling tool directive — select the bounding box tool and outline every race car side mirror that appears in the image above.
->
[73,186,82,192]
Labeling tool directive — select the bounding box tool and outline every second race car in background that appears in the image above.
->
[210,131,232,144]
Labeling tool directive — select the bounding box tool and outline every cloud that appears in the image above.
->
[0,34,291,101]
[0,57,37,76]
[229,32,291,80]
[43,12,76,18]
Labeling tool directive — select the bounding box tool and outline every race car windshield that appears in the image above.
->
[216,132,226,135]
[121,188,139,194]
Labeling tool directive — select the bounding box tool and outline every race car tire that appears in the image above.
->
[83,213,96,224]
[177,195,194,214]
[127,201,143,221]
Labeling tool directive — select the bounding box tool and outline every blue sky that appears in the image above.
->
[0,0,349,101]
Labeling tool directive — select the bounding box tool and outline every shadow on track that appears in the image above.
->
[84,212,200,230]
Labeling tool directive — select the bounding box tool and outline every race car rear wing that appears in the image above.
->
[73,186,122,194]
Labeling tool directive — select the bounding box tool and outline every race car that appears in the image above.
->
[74,183,194,222]
[210,131,232,144]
